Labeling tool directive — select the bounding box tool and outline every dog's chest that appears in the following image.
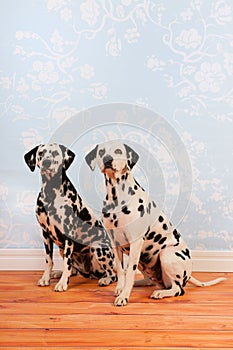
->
[36,190,74,246]
[102,192,158,230]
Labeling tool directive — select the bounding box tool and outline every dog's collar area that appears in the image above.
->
[40,169,61,183]
[103,166,129,183]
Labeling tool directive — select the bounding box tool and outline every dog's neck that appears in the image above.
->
[104,170,137,204]
[41,169,67,195]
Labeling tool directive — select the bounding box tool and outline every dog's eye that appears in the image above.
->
[38,151,44,157]
[99,149,105,157]
[52,151,59,157]
[115,149,122,155]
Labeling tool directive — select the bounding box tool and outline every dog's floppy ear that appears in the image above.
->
[60,145,75,170]
[24,145,40,172]
[124,144,139,169]
[85,145,98,171]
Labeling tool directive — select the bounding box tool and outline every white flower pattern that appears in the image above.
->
[195,62,225,93]
[175,29,202,49]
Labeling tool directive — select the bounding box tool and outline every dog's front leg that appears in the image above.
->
[114,238,144,306]
[38,230,54,287]
[54,239,74,292]
[114,246,125,296]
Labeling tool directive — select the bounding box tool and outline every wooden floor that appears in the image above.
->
[0,271,232,349]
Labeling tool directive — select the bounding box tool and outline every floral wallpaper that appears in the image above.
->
[0,0,232,250]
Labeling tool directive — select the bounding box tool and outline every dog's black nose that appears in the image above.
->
[103,155,113,169]
[42,159,51,169]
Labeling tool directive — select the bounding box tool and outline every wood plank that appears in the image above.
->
[0,289,231,304]
[0,329,232,348]
[1,314,232,331]
[1,301,233,316]
[0,271,231,284]
[0,279,232,291]
[0,348,227,350]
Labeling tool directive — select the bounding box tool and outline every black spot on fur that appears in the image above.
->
[145,244,153,251]
[175,252,186,260]
[79,207,92,222]
[158,236,167,245]
[146,231,156,240]
[112,187,116,198]
[54,226,64,243]
[153,249,159,255]
[103,211,111,218]
[138,204,145,217]
[133,264,137,271]
[128,187,135,195]
[173,229,181,242]
[44,243,50,255]
[96,248,102,257]
[158,216,164,222]
[65,247,71,258]
[182,248,191,259]
[147,202,152,214]
[183,270,189,287]
[154,233,162,242]
[122,205,131,215]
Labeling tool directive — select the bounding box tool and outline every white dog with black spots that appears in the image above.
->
[85,140,226,306]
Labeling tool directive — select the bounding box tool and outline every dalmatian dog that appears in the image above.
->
[24,143,116,292]
[85,140,226,306]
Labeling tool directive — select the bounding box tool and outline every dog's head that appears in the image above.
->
[85,141,139,176]
[24,143,75,177]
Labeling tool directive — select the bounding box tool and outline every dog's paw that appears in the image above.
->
[37,276,50,287]
[114,294,129,307]
[54,279,68,292]
[150,290,164,299]
[98,276,115,286]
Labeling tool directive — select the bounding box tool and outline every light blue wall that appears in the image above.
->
[0,0,232,250]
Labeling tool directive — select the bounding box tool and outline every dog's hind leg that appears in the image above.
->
[150,246,192,299]
[134,275,157,287]
[93,246,116,286]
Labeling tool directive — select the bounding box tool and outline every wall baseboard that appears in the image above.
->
[0,249,233,272]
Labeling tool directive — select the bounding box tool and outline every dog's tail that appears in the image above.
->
[189,276,226,287]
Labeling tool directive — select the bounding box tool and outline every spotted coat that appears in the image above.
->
[85,141,225,306]
[24,143,116,292]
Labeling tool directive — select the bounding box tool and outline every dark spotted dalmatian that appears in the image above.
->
[85,140,226,306]
[24,143,116,292]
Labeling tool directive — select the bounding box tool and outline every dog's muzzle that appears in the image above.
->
[103,155,113,169]
[41,159,55,175]
[42,159,52,169]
